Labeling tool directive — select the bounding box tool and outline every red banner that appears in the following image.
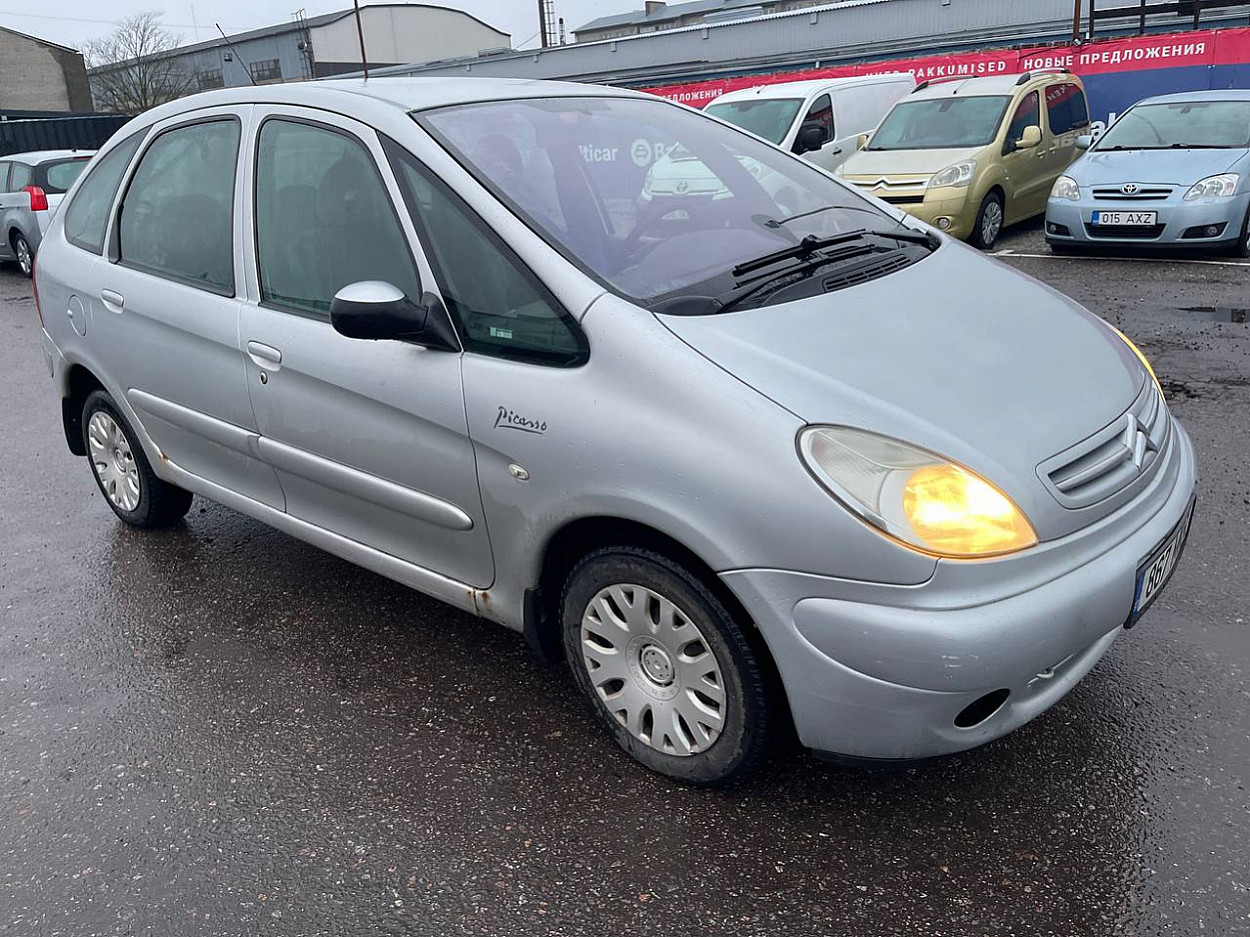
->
[644,27,1250,107]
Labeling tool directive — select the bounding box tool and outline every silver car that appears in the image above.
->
[36,79,1197,784]
[1046,90,1250,255]
[0,149,94,277]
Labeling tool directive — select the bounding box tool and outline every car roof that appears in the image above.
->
[1133,89,1250,106]
[134,76,648,129]
[2,149,96,164]
[712,74,913,103]
[908,72,1076,101]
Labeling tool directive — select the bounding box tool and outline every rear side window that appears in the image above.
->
[386,140,587,367]
[118,119,239,293]
[1046,83,1090,135]
[40,159,91,194]
[8,163,32,191]
[255,119,421,317]
[64,132,146,254]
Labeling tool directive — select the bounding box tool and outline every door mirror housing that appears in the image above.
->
[796,122,827,155]
[1076,133,1093,150]
[330,281,459,351]
[1016,125,1043,150]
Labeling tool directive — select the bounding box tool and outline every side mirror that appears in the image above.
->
[796,123,827,155]
[330,281,458,351]
[1076,134,1093,150]
[1016,125,1043,150]
[856,133,871,150]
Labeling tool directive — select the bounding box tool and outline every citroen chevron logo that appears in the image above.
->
[1122,413,1157,470]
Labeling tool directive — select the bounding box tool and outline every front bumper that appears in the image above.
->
[846,178,976,240]
[1046,191,1250,247]
[722,420,1197,761]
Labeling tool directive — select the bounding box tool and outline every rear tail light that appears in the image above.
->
[32,252,42,326]
[23,186,48,212]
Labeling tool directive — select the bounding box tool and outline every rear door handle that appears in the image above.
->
[246,341,282,368]
[100,289,124,312]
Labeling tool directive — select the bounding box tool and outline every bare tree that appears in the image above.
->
[84,12,194,114]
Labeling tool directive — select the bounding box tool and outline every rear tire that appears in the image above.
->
[969,192,1004,251]
[12,233,32,278]
[82,390,193,528]
[561,546,771,786]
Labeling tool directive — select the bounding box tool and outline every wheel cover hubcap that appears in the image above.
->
[983,203,1002,243]
[87,411,141,512]
[16,240,30,273]
[579,584,726,757]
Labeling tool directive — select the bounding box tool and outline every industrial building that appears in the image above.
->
[574,0,835,43]
[87,2,509,107]
[0,26,92,112]
[369,0,1250,88]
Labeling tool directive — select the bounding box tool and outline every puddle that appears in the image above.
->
[1179,306,1247,323]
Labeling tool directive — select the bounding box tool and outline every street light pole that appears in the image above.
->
[353,0,369,79]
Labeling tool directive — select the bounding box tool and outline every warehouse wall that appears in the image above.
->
[0,29,92,112]
[310,6,509,74]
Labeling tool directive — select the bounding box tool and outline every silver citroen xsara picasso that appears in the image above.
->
[37,79,1197,784]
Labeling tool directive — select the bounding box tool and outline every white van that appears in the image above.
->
[704,74,916,172]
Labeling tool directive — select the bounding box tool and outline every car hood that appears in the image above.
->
[1070,147,1247,186]
[841,146,983,178]
[659,241,1145,541]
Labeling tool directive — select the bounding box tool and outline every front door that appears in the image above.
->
[238,107,493,589]
[1000,90,1049,222]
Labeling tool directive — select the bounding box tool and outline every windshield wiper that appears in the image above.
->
[734,226,934,277]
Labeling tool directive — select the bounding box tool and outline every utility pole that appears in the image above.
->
[1072,0,1083,42]
[538,0,550,47]
[353,0,369,78]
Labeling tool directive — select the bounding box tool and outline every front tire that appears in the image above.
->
[561,547,771,785]
[82,390,193,528]
[1232,206,1250,259]
[969,192,1004,251]
[13,233,32,278]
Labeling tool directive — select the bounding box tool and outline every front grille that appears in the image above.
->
[1092,186,1173,201]
[1084,223,1166,240]
[1039,381,1170,509]
[881,195,926,205]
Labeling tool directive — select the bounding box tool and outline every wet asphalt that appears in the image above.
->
[1,220,1247,936]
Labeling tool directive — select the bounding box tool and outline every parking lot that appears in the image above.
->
[1,216,1247,936]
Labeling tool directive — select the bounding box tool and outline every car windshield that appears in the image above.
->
[1096,101,1250,150]
[417,96,897,305]
[705,98,804,145]
[868,96,1011,150]
[40,158,91,194]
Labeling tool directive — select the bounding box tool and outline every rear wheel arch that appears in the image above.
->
[62,365,106,456]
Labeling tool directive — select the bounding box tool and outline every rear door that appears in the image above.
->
[89,106,284,509]
[238,106,493,589]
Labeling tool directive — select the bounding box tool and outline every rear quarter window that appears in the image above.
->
[64,131,147,254]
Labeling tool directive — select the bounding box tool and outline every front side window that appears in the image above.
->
[795,94,834,152]
[118,119,239,292]
[868,96,1011,151]
[1005,92,1040,147]
[1096,101,1250,150]
[254,119,420,316]
[417,96,896,306]
[63,131,146,254]
[386,141,586,366]
[705,98,804,145]
[1046,83,1089,136]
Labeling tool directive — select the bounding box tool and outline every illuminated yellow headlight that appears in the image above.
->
[799,426,1038,559]
[1111,326,1161,393]
[903,463,1038,557]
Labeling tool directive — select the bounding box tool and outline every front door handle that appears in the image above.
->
[246,341,282,368]
[100,289,124,312]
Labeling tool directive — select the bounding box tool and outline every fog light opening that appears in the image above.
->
[954,688,1011,728]
[936,217,952,230]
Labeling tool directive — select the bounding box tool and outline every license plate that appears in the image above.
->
[1092,210,1157,226]
[1127,496,1196,628]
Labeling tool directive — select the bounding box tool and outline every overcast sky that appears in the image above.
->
[2,0,629,52]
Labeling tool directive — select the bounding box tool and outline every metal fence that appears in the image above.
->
[0,114,129,157]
